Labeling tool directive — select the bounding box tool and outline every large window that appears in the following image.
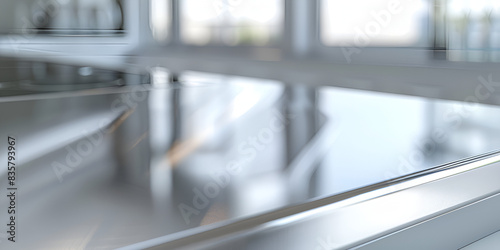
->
[447,0,500,50]
[147,0,500,63]
[321,0,429,47]
[180,0,283,46]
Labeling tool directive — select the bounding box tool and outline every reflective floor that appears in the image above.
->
[1,59,500,249]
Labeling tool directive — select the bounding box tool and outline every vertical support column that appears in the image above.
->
[284,0,320,58]
[283,0,320,166]
[432,0,447,60]
[171,0,181,46]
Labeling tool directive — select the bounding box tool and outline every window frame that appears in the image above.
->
[153,0,453,66]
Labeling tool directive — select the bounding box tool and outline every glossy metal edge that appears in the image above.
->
[119,150,500,250]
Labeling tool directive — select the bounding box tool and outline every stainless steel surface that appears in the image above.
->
[356,191,500,250]
[135,152,500,250]
[2,58,500,249]
[3,1,500,249]
[461,230,500,250]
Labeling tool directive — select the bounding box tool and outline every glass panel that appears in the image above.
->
[446,0,500,61]
[321,0,429,47]
[180,0,283,46]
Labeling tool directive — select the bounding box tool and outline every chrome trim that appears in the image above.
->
[121,150,500,250]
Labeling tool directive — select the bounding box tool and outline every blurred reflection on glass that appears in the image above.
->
[180,0,283,46]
